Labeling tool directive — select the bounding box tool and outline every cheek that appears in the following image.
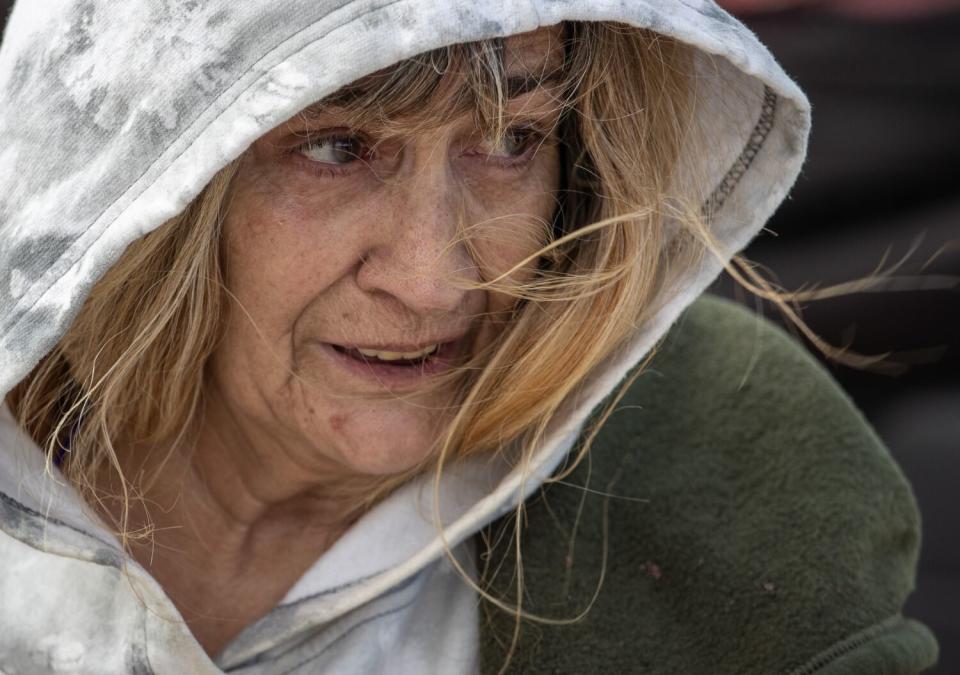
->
[467,153,560,285]
[220,239,316,360]
[220,166,371,340]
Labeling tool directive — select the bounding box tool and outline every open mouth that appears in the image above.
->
[330,343,440,368]
[320,337,464,384]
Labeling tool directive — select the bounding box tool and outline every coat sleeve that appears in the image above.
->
[478,294,940,675]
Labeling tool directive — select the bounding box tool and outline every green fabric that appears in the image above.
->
[477,294,939,674]
[789,617,939,675]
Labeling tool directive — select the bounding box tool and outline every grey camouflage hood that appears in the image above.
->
[0,0,810,672]
[0,0,808,399]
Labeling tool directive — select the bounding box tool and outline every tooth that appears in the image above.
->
[402,345,439,359]
[357,349,402,360]
[356,344,439,361]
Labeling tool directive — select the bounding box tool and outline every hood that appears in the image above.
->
[0,0,809,397]
[0,0,809,669]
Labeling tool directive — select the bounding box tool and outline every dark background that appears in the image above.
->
[2,2,957,672]
[709,9,959,673]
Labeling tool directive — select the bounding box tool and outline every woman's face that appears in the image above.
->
[209,26,565,478]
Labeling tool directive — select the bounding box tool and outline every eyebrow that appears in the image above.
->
[297,70,565,120]
[504,71,565,98]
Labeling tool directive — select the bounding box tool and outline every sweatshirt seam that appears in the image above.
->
[786,614,907,675]
[136,615,157,675]
[1,0,410,338]
[276,595,420,675]
[0,489,121,564]
[702,85,778,220]
[276,569,388,608]
[222,572,424,671]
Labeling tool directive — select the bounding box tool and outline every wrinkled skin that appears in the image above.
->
[210,27,564,482]
[118,25,566,656]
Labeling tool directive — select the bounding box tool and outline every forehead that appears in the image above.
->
[338,23,565,93]
[272,23,568,133]
[502,24,566,73]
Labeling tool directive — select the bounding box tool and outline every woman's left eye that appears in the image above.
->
[476,126,545,162]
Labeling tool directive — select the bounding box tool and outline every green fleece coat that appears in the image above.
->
[478,294,940,674]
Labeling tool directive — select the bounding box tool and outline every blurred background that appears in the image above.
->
[2,1,957,671]
[715,2,959,672]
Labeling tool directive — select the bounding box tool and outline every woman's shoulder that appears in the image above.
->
[478,294,940,674]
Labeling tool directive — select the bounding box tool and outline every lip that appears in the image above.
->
[315,337,466,388]
[334,337,462,353]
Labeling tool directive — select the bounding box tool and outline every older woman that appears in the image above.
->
[0,0,939,673]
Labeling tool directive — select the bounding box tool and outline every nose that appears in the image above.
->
[355,150,479,316]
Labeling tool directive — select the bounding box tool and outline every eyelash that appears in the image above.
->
[289,131,371,179]
[470,124,550,170]
[289,124,551,179]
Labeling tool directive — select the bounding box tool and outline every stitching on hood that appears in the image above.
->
[702,85,778,220]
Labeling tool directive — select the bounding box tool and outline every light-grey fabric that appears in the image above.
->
[0,1,825,673]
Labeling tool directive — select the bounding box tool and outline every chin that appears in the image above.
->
[324,408,443,477]
[339,441,437,477]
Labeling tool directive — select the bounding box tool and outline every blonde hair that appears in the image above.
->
[4,20,863,671]
[7,19,693,519]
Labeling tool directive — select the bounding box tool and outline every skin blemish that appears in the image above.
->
[329,414,347,434]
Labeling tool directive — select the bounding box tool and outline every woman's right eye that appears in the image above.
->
[298,134,368,166]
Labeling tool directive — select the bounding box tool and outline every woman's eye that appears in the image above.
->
[299,134,367,166]
[481,126,543,160]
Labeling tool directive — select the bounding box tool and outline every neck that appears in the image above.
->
[89,396,374,656]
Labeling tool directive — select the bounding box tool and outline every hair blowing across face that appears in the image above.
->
[6,21,701,551]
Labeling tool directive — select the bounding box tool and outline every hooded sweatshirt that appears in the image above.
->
[0,1,932,674]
